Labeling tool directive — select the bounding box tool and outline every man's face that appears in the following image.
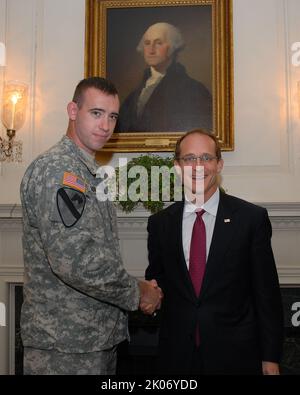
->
[175,133,224,203]
[143,26,172,72]
[69,87,119,154]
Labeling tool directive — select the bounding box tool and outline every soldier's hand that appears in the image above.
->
[262,361,280,375]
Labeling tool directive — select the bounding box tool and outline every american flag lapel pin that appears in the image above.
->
[224,218,231,223]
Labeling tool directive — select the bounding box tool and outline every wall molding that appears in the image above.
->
[1,203,300,233]
[0,266,24,277]
[0,204,22,218]
[277,266,300,284]
[1,203,300,219]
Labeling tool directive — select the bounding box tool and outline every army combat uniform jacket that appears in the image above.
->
[20,136,140,353]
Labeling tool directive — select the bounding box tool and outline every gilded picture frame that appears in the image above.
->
[85,0,233,152]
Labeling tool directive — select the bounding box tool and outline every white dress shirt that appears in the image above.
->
[182,188,220,269]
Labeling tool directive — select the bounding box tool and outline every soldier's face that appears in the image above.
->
[70,88,119,154]
[143,26,172,72]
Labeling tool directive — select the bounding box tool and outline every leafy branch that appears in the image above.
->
[115,154,177,214]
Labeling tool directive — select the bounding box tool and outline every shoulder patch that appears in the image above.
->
[57,187,86,227]
[62,172,86,193]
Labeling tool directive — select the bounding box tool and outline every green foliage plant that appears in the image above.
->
[115,154,177,214]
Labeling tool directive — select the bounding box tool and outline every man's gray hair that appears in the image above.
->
[136,22,185,56]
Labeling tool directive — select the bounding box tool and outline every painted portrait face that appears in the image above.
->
[142,25,173,73]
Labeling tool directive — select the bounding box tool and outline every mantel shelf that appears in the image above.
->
[1,202,300,219]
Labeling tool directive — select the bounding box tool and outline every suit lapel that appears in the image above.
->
[167,202,197,301]
[200,193,237,298]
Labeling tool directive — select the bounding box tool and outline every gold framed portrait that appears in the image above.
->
[85,0,233,152]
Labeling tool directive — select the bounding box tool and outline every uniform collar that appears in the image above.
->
[61,135,99,175]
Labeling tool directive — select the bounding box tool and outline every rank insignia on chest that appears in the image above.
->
[62,172,86,193]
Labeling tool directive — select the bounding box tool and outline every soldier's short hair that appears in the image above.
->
[72,77,118,108]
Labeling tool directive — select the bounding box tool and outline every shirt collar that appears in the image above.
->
[150,66,165,79]
[183,188,220,217]
[145,67,165,87]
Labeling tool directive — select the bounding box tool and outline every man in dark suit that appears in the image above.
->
[117,22,212,132]
[146,129,284,374]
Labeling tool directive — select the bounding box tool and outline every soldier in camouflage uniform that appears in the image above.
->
[20,77,162,375]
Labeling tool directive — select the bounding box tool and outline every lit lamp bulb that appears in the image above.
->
[1,80,28,140]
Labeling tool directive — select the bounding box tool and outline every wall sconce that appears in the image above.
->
[0,42,5,66]
[298,80,300,119]
[0,80,28,162]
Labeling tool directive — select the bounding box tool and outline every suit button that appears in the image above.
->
[197,300,202,307]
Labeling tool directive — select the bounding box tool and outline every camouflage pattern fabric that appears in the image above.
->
[23,346,116,375]
[20,136,140,373]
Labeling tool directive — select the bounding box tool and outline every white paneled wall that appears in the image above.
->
[0,0,85,203]
[0,0,299,203]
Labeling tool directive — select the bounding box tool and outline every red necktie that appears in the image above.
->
[189,209,206,296]
[189,209,206,346]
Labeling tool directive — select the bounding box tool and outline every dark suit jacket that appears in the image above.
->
[146,192,284,374]
[117,62,212,132]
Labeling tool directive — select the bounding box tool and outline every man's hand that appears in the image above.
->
[262,361,280,375]
[138,279,163,315]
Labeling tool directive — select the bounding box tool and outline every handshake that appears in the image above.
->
[138,279,163,315]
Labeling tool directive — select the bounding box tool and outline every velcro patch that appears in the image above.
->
[62,172,86,193]
[57,188,86,228]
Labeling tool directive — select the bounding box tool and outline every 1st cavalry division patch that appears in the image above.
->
[57,188,86,227]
